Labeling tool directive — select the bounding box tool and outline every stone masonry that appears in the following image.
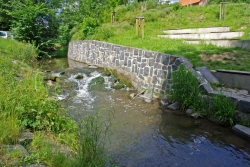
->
[68,40,195,95]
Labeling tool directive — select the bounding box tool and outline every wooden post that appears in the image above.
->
[141,18,144,39]
[111,11,116,23]
[136,18,139,37]
[220,2,227,20]
[136,17,145,38]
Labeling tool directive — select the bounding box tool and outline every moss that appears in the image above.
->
[111,83,125,89]
[110,69,133,88]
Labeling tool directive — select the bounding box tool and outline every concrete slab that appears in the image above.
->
[158,32,244,40]
[163,27,230,34]
[211,70,250,92]
[196,66,219,84]
[186,39,250,50]
[232,124,250,140]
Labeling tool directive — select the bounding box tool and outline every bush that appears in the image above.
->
[146,0,157,10]
[93,24,115,40]
[143,9,166,22]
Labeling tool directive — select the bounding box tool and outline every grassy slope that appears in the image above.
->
[90,3,250,71]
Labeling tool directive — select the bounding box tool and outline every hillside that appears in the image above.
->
[71,2,250,71]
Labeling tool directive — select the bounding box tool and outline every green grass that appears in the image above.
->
[74,3,250,71]
[0,38,112,166]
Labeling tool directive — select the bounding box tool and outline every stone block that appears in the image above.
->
[162,54,170,65]
[134,49,139,55]
[139,75,144,80]
[169,56,177,65]
[154,69,158,75]
[196,66,219,84]
[174,58,182,66]
[128,59,132,67]
[199,83,213,94]
[137,56,141,62]
[150,67,153,77]
[120,52,124,60]
[142,58,146,63]
[143,51,151,58]
[162,65,168,71]
[149,59,154,66]
[167,101,180,110]
[141,62,146,68]
[144,67,149,76]
[233,124,250,140]
[156,53,162,63]
[237,98,250,113]
[115,60,119,66]
[152,76,158,84]
[140,68,144,75]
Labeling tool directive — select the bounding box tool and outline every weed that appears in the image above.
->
[209,93,236,126]
[72,111,112,167]
[172,65,205,112]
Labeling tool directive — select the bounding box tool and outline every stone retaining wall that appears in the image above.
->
[68,40,195,94]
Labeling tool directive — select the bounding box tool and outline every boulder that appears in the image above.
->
[167,101,180,110]
[186,109,193,116]
[90,76,105,85]
[160,98,171,108]
[18,130,34,145]
[75,73,84,79]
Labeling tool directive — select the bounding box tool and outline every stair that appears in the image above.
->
[158,27,250,50]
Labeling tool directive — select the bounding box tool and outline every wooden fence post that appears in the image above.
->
[136,17,145,38]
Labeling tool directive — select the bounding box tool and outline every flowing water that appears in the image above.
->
[40,58,250,167]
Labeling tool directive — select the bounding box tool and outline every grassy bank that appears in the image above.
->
[0,38,109,166]
[72,2,250,71]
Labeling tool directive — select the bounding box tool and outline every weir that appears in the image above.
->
[67,40,211,95]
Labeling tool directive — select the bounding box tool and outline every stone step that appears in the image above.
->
[232,124,250,140]
[163,27,230,34]
[186,39,250,50]
[158,32,244,40]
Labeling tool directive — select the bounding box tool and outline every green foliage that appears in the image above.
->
[57,25,70,46]
[172,65,205,111]
[93,24,115,40]
[8,0,58,57]
[143,9,166,22]
[146,0,157,10]
[209,93,236,126]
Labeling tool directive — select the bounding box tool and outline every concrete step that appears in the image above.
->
[186,39,250,50]
[158,32,244,40]
[163,27,230,34]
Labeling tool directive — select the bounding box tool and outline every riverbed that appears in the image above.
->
[40,58,250,167]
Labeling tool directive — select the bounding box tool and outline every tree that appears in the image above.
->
[8,0,59,56]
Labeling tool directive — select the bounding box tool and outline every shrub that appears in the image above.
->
[146,0,157,10]
[143,9,166,22]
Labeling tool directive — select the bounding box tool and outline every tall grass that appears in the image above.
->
[171,65,236,126]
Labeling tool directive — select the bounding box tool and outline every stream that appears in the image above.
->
[40,58,250,167]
